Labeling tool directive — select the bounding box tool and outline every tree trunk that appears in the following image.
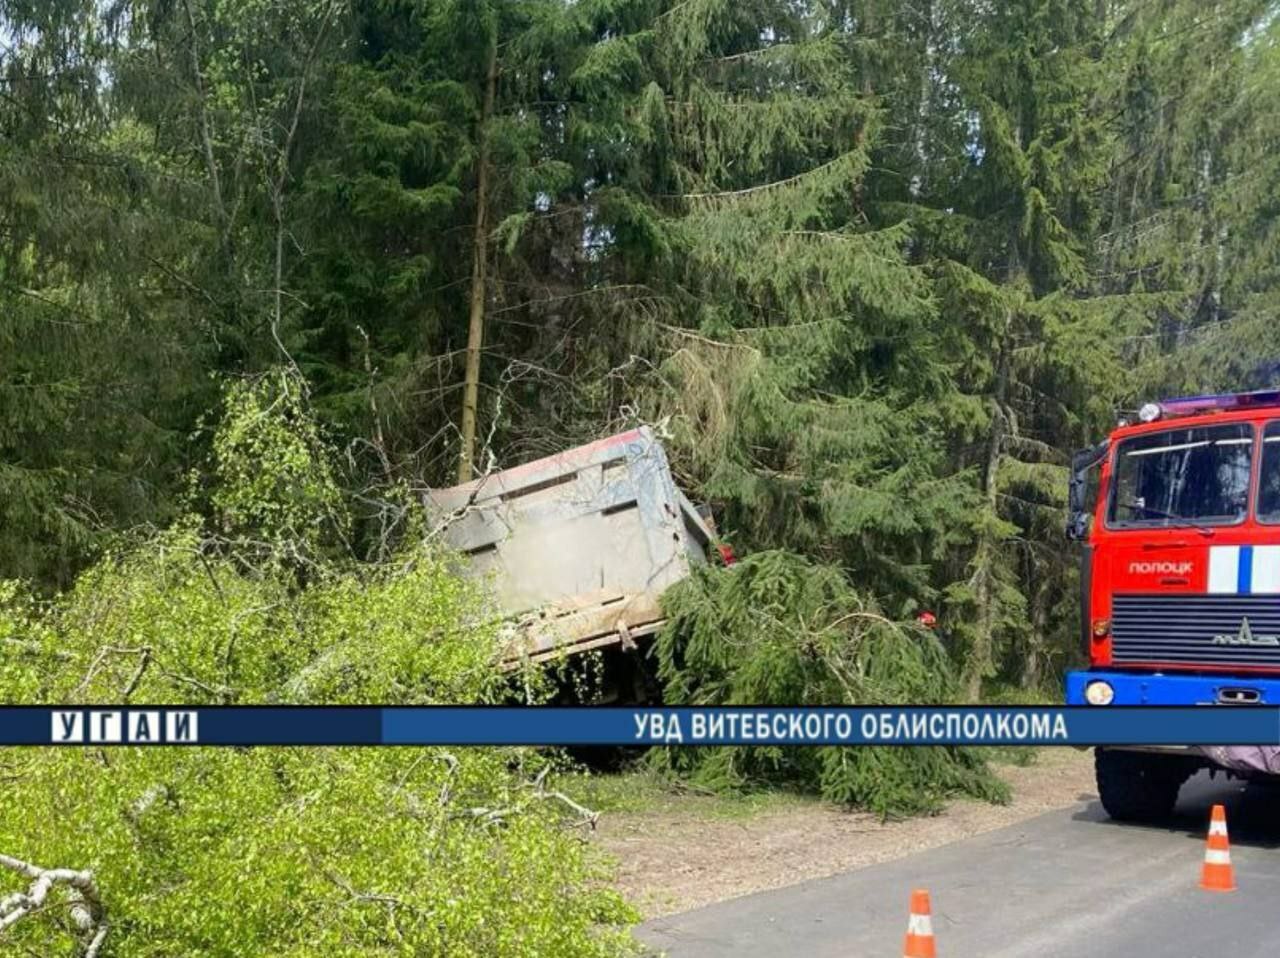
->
[457,37,498,484]
[964,307,1014,700]
[1022,574,1050,691]
[852,2,876,212]
[909,0,935,200]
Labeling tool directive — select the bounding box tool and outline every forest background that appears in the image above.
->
[9,0,1280,695]
[5,2,1280,953]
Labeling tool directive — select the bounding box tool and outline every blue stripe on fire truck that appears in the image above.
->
[1208,545,1280,594]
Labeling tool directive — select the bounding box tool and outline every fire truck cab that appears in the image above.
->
[1065,389,1280,821]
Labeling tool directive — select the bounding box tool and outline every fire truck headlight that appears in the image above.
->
[1084,681,1115,706]
[1138,402,1162,423]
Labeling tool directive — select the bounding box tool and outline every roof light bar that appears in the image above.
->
[1149,389,1280,421]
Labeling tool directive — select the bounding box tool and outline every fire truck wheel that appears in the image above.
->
[1094,748,1190,823]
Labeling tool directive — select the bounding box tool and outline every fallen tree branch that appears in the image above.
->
[121,648,152,699]
[157,669,234,701]
[73,645,151,698]
[0,852,107,956]
[459,768,601,831]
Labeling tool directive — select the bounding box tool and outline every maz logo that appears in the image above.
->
[1128,560,1194,576]
[1212,618,1280,648]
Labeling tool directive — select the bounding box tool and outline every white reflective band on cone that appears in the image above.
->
[1205,849,1232,865]
[1209,820,1228,837]
[907,914,934,936]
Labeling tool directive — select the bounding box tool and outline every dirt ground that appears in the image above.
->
[593,748,1097,919]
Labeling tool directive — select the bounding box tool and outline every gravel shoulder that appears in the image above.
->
[592,748,1097,919]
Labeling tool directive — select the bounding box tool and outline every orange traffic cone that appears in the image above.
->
[903,888,937,958]
[1200,804,1236,893]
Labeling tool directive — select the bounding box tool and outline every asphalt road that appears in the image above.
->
[638,766,1280,957]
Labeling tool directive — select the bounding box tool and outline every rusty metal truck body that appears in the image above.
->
[426,428,716,664]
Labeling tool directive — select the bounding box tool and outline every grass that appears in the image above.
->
[565,763,819,820]
[982,680,1061,706]
[567,744,1078,823]
[977,744,1040,767]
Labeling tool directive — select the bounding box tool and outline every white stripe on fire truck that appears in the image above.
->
[1208,547,1241,594]
[1251,545,1280,594]
[1207,545,1280,594]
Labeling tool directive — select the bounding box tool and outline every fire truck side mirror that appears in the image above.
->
[1066,512,1090,541]
[1066,442,1108,542]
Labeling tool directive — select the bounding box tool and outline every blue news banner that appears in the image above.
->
[3,706,1280,746]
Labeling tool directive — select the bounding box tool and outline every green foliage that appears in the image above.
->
[0,0,208,587]
[16,2,1280,947]
[206,373,347,555]
[0,380,637,956]
[6,0,1280,709]
[0,552,635,956]
[652,551,1009,817]
[0,747,633,957]
[574,0,980,616]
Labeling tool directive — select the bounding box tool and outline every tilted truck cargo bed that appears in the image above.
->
[426,428,714,664]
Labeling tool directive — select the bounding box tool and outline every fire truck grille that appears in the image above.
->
[1111,594,1280,668]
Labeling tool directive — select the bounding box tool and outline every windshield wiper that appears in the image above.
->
[1117,501,1220,536]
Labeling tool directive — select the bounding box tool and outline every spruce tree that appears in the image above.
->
[1101,1,1280,393]
[564,0,974,607]
[0,0,208,585]
[873,0,1150,693]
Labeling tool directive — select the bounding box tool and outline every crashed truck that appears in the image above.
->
[426,428,731,696]
[1066,388,1280,821]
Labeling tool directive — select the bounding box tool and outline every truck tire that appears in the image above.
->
[1094,748,1190,823]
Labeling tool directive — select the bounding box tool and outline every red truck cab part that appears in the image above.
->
[1068,389,1280,676]
[1065,389,1280,821]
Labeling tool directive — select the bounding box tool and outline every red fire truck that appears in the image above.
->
[1066,388,1280,821]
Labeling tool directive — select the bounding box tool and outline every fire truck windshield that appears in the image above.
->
[1260,420,1280,522]
[1108,422,1254,528]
